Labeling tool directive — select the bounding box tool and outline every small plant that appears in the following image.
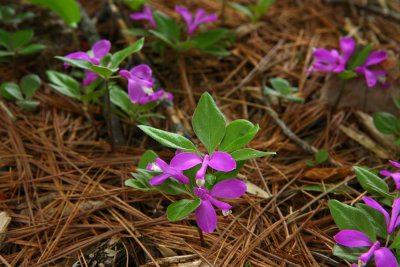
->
[0,29,45,62]
[123,0,150,11]
[129,5,234,56]
[305,149,329,167]
[264,78,303,104]
[126,92,275,235]
[0,74,41,111]
[373,98,400,146]
[328,161,400,266]
[0,4,35,25]
[230,0,275,22]
[54,38,173,151]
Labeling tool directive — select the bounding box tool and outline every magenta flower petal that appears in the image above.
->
[175,6,217,35]
[64,52,91,68]
[340,37,355,61]
[208,152,236,172]
[128,81,146,103]
[83,70,99,86]
[155,158,169,170]
[389,160,400,168]
[92,39,111,59]
[129,64,154,87]
[363,68,378,87]
[362,197,390,227]
[334,230,372,247]
[374,247,398,267]
[130,6,156,28]
[313,49,335,63]
[206,196,232,211]
[209,179,247,198]
[388,199,400,234]
[175,6,193,28]
[380,170,391,177]
[170,152,203,170]
[364,51,387,66]
[195,199,217,233]
[359,241,380,265]
[149,173,171,185]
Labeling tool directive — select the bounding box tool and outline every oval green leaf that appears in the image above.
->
[167,199,201,221]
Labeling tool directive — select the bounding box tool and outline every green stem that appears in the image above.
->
[71,28,79,49]
[105,79,115,152]
[198,227,205,247]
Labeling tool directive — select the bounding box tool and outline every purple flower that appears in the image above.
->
[194,179,246,233]
[307,37,355,73]
[334,230,398,267]
[363,197,400,235]
[130,6,156,28]
[381,160,400,190]
[175,6,218,35]
[355,51,388,87]
[137,90,173,105]
[64,39,111,86]
[170,152,236,187]
[146,158,189,185]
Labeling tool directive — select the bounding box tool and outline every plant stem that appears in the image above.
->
[198,227,205,247]
[71,28,80,49]
[105,79,115,152]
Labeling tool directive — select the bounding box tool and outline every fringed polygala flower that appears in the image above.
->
[362,197,400,235]
[119,64,173,105]
[354,51,388,87]
[380,160,400,190]
[307,37,355,73]
[334,230,397,267]
[170,152,236,187]
[175,6,217,35]
[146,158,189,185]
[194,179,246,233]
[130,6,156,28]
[64,39,111,86]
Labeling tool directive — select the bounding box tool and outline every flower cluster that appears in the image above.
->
[147,150,246,233]
[307,37,388,87]
[130,5,217,35]
[380,160,400,190]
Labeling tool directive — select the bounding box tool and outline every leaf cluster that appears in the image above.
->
[0,4,35,25]
[373,99,400,145]
[264,78,303,104]
[0,29,45,61]
[1,74,41,110]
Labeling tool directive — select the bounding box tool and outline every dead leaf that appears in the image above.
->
[245,181,272,199]
[300,167,353,182]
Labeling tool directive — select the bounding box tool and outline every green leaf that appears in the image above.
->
[138,100,159,113]
[231,149,276,161]
[18,43,45,55]
[149,30,177,49]
[390,230,400,249]
[332,244,368,263]
[353,166,389,197]
[305,159,316,167]
[284,95,304,103]
[0,82,23,100]
[215,160,245,182]
[0,30,11,50]
[20,74,41,98]
[138,125,197,152]
[125,179,151,192]
[194,29,228,49]
[348,43,373,70]
[80,91,103,103]
[55,56,93,70]
[167,199,201,221]
[356,203,388,238]
[153,11,180,43]
[110,86,137,116]
[270,78,292,95]
[315,150,328,164]
[154,178,188,195]
[16,99,40,110]
[338,70,357,81]
[328,199,376,243]
[138,150,158,169]
[123,28,149,37]
[111,38,144,68]
[89,65,117,79]
[220,120,259,152]
[192,92,226,154]
[373,112,398,135]
[393,97,400,110]
[201,45,230,56]
[123,0,150,10]
[230,3,253,18]
[0,50,14,57]
[26,0,81,27]
[12,30,33,49]
[46,70,81,99]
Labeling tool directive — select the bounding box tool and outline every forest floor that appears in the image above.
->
[1,0,400,266]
